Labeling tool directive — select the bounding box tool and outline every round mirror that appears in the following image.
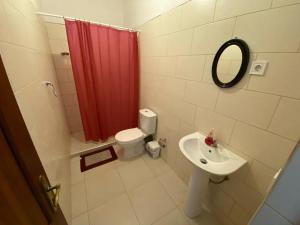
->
[212,39,249,88]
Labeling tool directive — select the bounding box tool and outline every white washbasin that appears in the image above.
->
[179,132,246,176]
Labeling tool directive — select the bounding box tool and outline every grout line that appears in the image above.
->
[269,2,300,10]
[212,0,218,22]
[270,0,275,8]
[141,74,297,142]
[228,120,238,145]
[124,191,142,225]
[149,208,178,225]
[138,0,300,33]
[266,96,282,130]
[266,203,295,225]
[231,16,238,38]
[297,42,300,52]
[196,101,297,143]
[189,27,196,55]
[141,52,300,59]
[213,88,221,112]
[139,3,300,44]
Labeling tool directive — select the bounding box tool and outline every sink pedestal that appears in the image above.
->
[184,167,209,218]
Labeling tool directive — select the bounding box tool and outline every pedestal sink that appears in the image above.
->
[179,132,247,218]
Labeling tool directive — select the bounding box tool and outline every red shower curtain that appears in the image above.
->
[65,20,139,141]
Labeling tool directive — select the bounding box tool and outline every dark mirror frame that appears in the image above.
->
[212,39,250,88]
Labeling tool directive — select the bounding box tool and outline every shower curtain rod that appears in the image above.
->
[36,11,138,32]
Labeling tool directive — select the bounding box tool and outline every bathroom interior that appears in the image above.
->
[0,0,300,225]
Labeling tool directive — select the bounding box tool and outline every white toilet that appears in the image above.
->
[115,109,157,159]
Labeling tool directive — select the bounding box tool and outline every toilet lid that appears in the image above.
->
[115,128,144,143]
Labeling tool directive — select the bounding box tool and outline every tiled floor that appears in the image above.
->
[70,151,220,225]
[70,132,115,156]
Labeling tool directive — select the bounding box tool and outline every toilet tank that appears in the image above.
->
[139,109,157,135]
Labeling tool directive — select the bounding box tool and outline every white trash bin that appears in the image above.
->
[145,141,161,159]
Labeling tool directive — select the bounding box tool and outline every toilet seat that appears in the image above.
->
[115,128,145,144]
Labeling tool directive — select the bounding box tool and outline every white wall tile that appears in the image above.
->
[165,77,186,98]
[215,0,272,20]
[139,17,162,39]
[151,36,168,56]
[248,53,300,99]
[158,57,177,76]
[195,108,236,144]
[159,6,182,35]
[219,176,263,214]
[230,122,296,170]
[49,39,69,54]
[246,160,276,195]
[53,54,72,69]
[234,5,300,52]
[167,29,194,56]
[175,55,206,81]
[45,22,67,40]
[215,89,279,129]
[167,99,197,125]
[141,57,160,74]
[181,0,215,29]
[268,97,300,141]
[0,43,39,91]
[210,184,235,216]
[0,1,11,42]
[184,81,219,110]
[272,0,300,8]
[191,18,235,54]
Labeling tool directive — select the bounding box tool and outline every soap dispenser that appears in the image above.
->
[205,129,216,147]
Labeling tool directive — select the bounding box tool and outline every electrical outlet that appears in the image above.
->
[249,60,268,75]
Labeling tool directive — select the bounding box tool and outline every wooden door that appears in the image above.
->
[0,55,68,225]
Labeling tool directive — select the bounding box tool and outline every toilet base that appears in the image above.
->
[119,141,145,159]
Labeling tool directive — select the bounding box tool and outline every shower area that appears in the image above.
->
[42,13,138,156]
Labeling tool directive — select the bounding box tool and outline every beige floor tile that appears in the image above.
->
[89,194,139,225]
[142,154,173,177]
[129,179,176,225]
[158,170,188,206]
[117,158,155,191]
[84,160,117,180]
[71,182,87,218]
[229,204,252,225]
[184,210,221,225]
[152,209,190,225]
[85,169,125,209]
[71,157,84,185]
[72,213,89,225]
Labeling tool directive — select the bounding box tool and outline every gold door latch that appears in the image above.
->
[39,175,61,212]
